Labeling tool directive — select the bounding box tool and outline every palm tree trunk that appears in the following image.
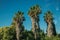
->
[31,18,35,33]
[16,23,20,40]
[31,17,40,40]
[47,22,56,37]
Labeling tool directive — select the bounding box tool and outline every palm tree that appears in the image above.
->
[13,11,25,40]
[44,11,56,37]
[28,5,41,40]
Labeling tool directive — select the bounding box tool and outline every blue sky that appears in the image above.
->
[0,0,60,33]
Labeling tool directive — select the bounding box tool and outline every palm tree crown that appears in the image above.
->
[28,5,41,17]
[13,11,25,24]
[44,11,53,23]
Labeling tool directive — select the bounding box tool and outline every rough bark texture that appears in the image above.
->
[16,23,20,40]
[15,22,24,40]
[15,18,24,40]
[31,16,40,40]
[47,22,56,37]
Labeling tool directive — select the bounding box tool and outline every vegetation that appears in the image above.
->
[0,5,60,40]
[13,11,25,40]
[44,11,56,37]
[28,5,41,40]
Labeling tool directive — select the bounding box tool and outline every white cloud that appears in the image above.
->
[58,17,60,21]
[54,20,57,24]
[56,7,59,11]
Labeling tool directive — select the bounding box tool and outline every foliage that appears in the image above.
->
[44,11,53,23]
[28,4,41,17]
[0,5,60,40]
[0,26,16,40]
[0,27,60,40]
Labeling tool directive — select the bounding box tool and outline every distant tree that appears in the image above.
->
[0,26,16,40]
[27,31,34,40]
[2,27,10,40]
[22,30,34,40]
[28,5,41,40]
[44,11,56,37]
[13,11,25,40]
[9,25,16,40]
[0,28,3,40]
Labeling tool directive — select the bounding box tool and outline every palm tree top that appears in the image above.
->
[28,5,41,17]
[44,11,53,23]
[13,11,25,22]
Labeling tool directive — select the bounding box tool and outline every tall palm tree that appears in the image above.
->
[28,5,41,40]
[44,11,56,37]
[13,11,25,40]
